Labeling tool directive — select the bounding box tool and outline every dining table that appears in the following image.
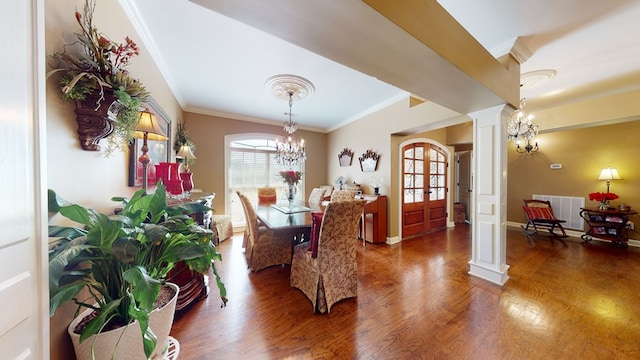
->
[255,201,324,247]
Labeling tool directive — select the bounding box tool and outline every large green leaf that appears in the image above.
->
[59,204,94,226]
[49,283,86,316]
[79,298,123,343]
[122,266,161,312]
[49,243,92,290]
[127,292,156,359]
[112,237,141,264]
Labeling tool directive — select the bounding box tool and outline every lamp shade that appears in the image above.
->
[597,167,622,181]
[134,110,168,141]
[176,144,196,159]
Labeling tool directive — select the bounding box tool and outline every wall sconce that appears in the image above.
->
[134,109,168,193]
[597,166,622,193]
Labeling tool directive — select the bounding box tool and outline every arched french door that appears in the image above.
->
[402,142,448,238]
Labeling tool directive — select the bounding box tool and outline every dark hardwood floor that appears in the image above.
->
[170,225,640,359]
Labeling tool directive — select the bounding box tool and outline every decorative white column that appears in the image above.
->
[468,105,510,285]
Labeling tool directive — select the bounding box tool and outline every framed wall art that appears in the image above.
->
[359,149,380,172]
[128,97,172,187]
[338,148,354,167]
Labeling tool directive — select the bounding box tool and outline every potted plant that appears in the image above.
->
[48,182,227,359]
[48,0,149,155]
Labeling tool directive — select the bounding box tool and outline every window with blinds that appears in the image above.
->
[228,137,304,227]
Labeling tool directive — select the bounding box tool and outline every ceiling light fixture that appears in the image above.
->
[507,98,539,153]
[266,74,314,167]
[275,90,306,167]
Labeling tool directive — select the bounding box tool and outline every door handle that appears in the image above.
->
[425,190,432,194]
[468,189,473,192]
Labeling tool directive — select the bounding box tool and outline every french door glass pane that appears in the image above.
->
[415,147,424,159]
[405,148,414,158]
[415,174,424,188]
[415,160,424,173]
[404,189,414,203]
[404,174,414,188]
[405,159,414,172]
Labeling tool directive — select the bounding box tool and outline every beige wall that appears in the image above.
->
[185,112,328,214]
[327,98,464,238]
[46,0,182,212]
[508,120,640,226]
[46,1,181,359]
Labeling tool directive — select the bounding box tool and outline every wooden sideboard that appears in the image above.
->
[166,193,214,311]
[362,195,387,244]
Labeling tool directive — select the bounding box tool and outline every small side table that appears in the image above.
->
[579,207,637,248]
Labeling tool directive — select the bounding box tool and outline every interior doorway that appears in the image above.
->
[455,151,473,224]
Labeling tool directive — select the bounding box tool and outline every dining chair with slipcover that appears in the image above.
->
[330,189,357,202]
[257,187,277,205]
[308,188,327,206]
[290,199,366,313]
[237,191,292,271]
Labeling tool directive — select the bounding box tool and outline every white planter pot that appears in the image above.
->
[68,283,179,360]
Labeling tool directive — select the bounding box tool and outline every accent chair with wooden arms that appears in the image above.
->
[290,199,366,313]
[521,199,568,242]
[237,191,292,271]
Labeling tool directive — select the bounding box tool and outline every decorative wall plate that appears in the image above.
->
[359,150,380,172]
[338,148,354,166]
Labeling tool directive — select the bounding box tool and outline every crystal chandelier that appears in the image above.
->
[507,98,539,153]
[275,91,306,166]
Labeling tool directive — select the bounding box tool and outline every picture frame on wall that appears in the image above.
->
[338,148,354,167]
[128,97,171,187]
[359,149,380,172]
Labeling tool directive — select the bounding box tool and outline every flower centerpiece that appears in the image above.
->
[589,192,619,210]
[280,170,303,206]
[48,0,149,155]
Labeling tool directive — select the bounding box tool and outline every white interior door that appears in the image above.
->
[0,0,47,358]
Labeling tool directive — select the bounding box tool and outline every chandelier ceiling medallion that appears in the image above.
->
[266,74,315,167]
[507,98,539,153]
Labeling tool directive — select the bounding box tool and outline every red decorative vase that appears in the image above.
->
[168,162,180,182]
[180,172,194,194]
[155,162,171,187]
[168,179,183,196]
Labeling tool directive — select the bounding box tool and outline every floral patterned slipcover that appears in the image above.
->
[237,192,292,272]
[290,200,366,313]
[330,189,357,202]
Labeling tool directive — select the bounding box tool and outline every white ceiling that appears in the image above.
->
[122,0,640,132]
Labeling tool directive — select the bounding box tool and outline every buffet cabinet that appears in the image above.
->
[362,195,387,244]
[167,193,214,311]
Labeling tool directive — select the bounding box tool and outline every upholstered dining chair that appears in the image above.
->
[237,191,292,271]
[290,199,366,313]
[308,188,327,206]
[257,187,277,204]
[330,189,357,202]
[330,189,365,244]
